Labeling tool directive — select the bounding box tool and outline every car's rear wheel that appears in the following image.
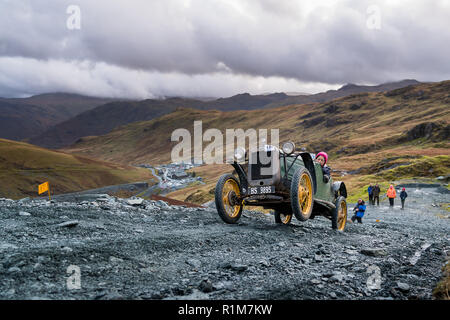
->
[332,196,347,231]
[274,210,292,225]
[215,174,243,224]
[291,167,314,221]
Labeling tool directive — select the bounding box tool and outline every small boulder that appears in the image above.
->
[56,220,79,228]
[396,282,410,292]
[127,198,144,206]
[5,289,16,296]
[109,256,124,264]
[156,200,170,208]
[360,248,388,257]
[186,258,202,269]
[221,262,248,272]
[330,273,345,282]
[8,267,21,274]
[314,254,324,262]
[230,264,248,272]
[259,260,270,267]
[61,246,73,253]
[198,279,214,293]
[213,281,233,291]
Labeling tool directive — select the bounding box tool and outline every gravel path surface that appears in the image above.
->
[0,186,449,300]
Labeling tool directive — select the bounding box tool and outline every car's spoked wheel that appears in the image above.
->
[291,168,314,221]
[223,181,240,217]
[337,199,347,230]
[332,196,347,231]
[215,174,243,224]
[274,210,293,225]
[298,174,313,213]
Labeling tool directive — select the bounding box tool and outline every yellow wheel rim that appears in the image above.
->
[337,200,347,231]
[222,179,241,218]
[280,213,292,224]
[298,173,313,216]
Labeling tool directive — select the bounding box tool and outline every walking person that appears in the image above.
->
[351,199,366,223]
[368,184,374,205]
[400,187,408,210]
[372,183,381,206]
[386,185,396,208]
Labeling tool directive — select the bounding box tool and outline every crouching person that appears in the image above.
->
[351,199,366,223]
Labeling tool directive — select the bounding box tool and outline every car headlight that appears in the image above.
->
[282,141,295,155]
[234,147,246,161]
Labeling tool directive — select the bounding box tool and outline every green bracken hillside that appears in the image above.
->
[63,80,450,203]
[0,139,152,199]
[65,81,449,163]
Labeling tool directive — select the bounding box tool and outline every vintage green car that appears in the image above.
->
[214,142,348,231]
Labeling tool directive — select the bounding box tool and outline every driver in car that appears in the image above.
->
[315,151,331,183]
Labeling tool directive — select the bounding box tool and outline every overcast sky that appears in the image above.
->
[0,0,449,98]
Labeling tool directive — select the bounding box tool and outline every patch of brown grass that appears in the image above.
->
[107,190,136,199]
[433,261,450,300]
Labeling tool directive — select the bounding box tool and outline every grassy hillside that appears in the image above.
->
[65,81,449,163]
[0,138,152,199]
[63,80,450,203]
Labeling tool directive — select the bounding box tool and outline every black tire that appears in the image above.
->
[274,210,292,225]
[332,196,347,231]
[215,174,243,224]
[291,167,314,221]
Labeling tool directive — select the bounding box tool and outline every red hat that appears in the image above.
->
[316,152,328,164]
[402,187,406,191]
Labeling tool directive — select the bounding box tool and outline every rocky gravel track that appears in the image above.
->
[0,186,449,300]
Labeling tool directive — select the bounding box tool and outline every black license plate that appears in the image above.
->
[248,186,275,195]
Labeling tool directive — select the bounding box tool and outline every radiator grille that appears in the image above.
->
[249,151,274,180]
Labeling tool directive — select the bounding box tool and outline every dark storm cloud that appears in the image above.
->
[0,0,449,98]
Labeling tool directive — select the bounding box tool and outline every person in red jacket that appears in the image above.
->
[386,185,396,207]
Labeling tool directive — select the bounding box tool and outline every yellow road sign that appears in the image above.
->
[38,181,49,194]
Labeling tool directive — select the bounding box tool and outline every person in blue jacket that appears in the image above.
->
[368,184,374,205]
[351,199,366,223]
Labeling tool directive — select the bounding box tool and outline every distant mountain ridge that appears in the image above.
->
[264,79,422,108]
[28,98,205,149]
[27,79,424,149]
[0,93,116,141]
